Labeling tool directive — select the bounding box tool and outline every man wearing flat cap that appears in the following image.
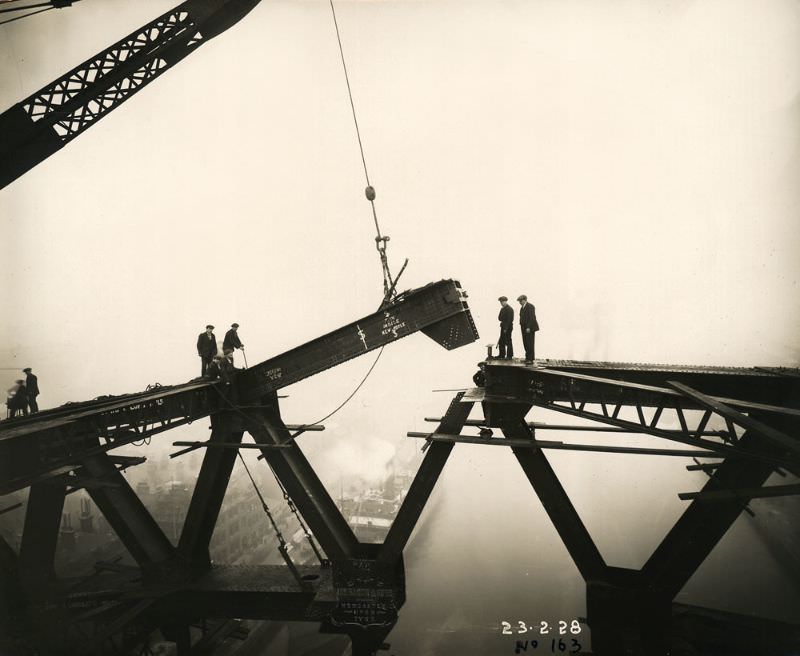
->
[497,296,514,359]
[23,367,39,413]
[517,295,539,363]
[197,324,218,377]
[223,323,244,365]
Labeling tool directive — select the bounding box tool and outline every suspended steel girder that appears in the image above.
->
[238,279,476,400]
[0,279,478,495]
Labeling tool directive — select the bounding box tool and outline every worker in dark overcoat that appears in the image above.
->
[197,325,218,377]
[497,296,514,359]
[517,295,539,363]
[23,367,39,413]
[223,323,244,365]
[6,380,28,418]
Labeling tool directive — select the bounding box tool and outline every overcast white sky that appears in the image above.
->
[1,2,800,627]
[2,0,799,396]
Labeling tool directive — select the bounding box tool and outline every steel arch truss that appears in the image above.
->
[482,363,800,474]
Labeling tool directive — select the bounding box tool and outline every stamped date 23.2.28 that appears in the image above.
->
[500,620,583,654]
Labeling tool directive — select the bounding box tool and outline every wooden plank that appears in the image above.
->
[678,483,800,501]
[172,441,290,450]
[407,432,720,457]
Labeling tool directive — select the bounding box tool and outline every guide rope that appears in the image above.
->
[263,458,325,564]
[208,353,384,563]
[297,344,384,430]
[236,451,306,587]
[329,0,407,303]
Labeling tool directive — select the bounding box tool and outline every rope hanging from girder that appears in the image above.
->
[236,451,307,586]
[329,0,408,305]
[263,458,325,564]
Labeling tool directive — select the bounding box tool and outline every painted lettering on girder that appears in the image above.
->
[265,367,282,381]
[381,311,407,339]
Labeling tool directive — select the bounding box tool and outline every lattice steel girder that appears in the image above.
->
[377,393,474,566]
[0,382,216,495]
[239,279,477,400]
[535,359,800,409]
[668,381,800,458]
[485,364,800,416]
[0,0,263,189]
[483,365,800,469]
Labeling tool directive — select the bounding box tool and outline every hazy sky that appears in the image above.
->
[1,0,798,488]
[1,0,799,644]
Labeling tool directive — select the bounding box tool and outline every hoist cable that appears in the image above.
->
[292,345,385,433]
[329,0,372,196]
[329,0,397,299]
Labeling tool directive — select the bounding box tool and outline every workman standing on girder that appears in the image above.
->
[497,296,514,359]
[517,295,539,364]
[223,323,244,365]
[197,324,218,377]
[6,380,28,418]
[23,367,39,413]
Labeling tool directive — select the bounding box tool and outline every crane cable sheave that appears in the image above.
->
[364,184,405,305]
[366,184,391,291]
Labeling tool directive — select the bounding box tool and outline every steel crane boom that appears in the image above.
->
[0,0,261,190]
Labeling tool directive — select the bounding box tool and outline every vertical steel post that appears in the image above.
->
[178,415,244,568]
[18,481,66,593]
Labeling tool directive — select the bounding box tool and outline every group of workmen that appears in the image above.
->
[5,300,536,421]
[5,368,40,418]
[197,323,245,379]
[496,294,539,363]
